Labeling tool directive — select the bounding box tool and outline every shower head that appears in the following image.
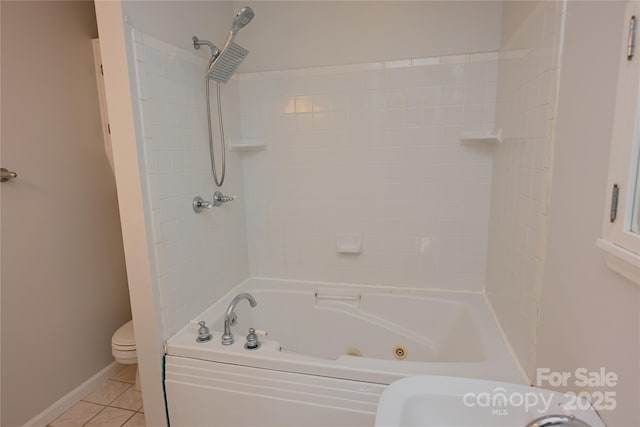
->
[231,6,255,35]
[206,6,255,83]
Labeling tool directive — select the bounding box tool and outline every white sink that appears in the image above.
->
[375,376,605,427]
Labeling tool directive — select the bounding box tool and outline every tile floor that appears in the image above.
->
[48,365,146,427]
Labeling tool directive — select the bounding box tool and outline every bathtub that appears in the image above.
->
[164,278,525,426]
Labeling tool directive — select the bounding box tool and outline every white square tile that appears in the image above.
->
[441,86,464,105]
[439,106,463,126]
[462,104,485,126]
[404,89,423,108]
[384,89,404,109]
[442,64,465,85]
[422,67,443,86]
[143,46,163,75]
[464,62,488,84]
[423,86,442,106]
[463,84,485,105]
[412,57,440,67]
[422,107,441,127]
[403,109,422,127]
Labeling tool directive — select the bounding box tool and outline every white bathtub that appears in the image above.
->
[165,278,525,426]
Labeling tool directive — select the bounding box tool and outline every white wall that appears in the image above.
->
[122,0,233,55]
[131,30,250,338]
[240,53,498,289]
[116,1,504,327]
[537,2,639,426]
[486,0,565,377]
[235,1,503,72]
[236,1,502,290]
[118,0,251,340]
[95,2,251,424]
[1,2,130,425]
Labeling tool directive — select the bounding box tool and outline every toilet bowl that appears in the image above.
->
[112,320,140,390]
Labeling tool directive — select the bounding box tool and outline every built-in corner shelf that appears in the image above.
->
[459,128,503,144]
[228,138,266,152]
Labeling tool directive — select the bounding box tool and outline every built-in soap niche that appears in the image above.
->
[459,128,503,145]
[336,234,362,255]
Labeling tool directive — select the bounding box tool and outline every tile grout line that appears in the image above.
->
[80,404,108,427]
[118,411,137,427]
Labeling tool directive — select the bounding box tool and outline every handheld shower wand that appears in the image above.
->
[192,6,254,188]
[207,6,254,82]
[231,6,255,36]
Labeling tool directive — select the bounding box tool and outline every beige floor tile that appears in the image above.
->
[82,380,131,405]
[110,387,143,411]
[122,413,145,427]
[84,407,134,427]
[110,365,137,384]
[48,401,104,427]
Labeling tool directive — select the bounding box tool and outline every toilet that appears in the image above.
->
[112,320,140,390]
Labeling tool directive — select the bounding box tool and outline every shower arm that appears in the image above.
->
[192,36,220,58]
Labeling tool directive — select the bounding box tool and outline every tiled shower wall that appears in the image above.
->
[486,1,566,378]
[130,31,250,339]
[239,53,499,290]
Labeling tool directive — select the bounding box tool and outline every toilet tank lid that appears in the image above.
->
[112,320,135,346]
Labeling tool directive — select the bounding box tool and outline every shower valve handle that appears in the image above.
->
[193,196,213,213]
[213,191,234,206]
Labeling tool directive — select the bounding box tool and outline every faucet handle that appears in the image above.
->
[196,321,213,343]
[244,328,261,350]
[213,191,234,206]
[193,196,213,213]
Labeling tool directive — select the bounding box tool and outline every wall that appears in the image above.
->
[130,29,249,338]
[0,2,130,425]
[118,0,250,339]
[485,0,565,377]
[94,2,250,423]
[237,1,502,290]
[122,0,233,55]
[235,1,503,72]
[104,0,249,340]
[240,53,498,289]
[537,2,639,426]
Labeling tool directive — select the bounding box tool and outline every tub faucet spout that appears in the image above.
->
[221,293,257,345]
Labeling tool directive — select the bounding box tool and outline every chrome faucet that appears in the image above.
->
[221,293,257,345]
[525,415,591,427]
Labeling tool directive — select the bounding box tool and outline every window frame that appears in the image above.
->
[598,0,640,285]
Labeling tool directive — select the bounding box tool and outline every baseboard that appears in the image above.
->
[22,361,122,427]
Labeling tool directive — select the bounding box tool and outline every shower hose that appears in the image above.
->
[205,66,226,187]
